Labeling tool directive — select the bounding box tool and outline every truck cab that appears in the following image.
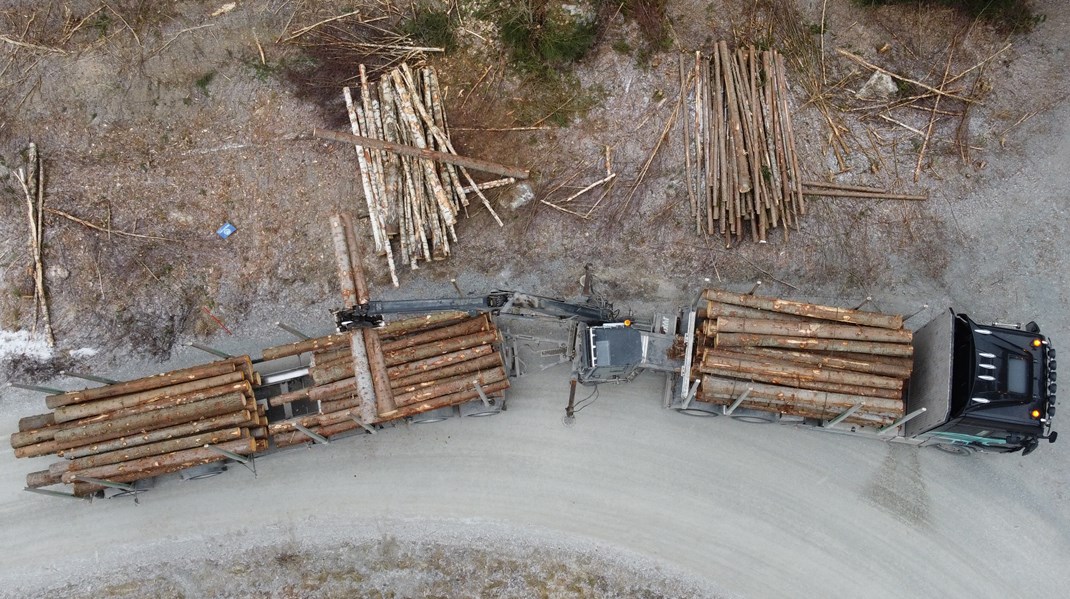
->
[908,311,1057,454]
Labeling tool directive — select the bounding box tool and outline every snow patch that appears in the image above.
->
[0,330,53,361]
[70,347,98,359]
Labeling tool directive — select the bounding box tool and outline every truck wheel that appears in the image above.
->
[931,443,976,456]
[674,402,720,417]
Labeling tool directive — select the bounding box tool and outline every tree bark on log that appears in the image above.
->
[261,333,351,362]
[379,379,510,421]
[700,375,904,415]
[393,367,507,407]
[26,468,64,489]
[378,311,472,339]
[267,387,312,407]
[61,438,256,485]
[66,428,243,471]
[705,301,817,323]
[45,357,249,409]
[53,393,248,448]
[696,393,893,426]
[698,365,902,399]
[702,288,903,329]
[700,350,904,390]
[381,314,489,352]
[18,413,54,432]
[363,328,397,417]
[713,332,913,357]
[52,373,248,423]
[386,344,497,379]
[383,329,499,367]
[391,353,504,391]
[59,411,251,459]
[708,315,912,344]
[731,347,913,378]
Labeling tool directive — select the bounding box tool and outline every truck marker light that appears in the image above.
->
[623,320,632,327]
[1031,409,1042,419]
[1033,339,1043,347]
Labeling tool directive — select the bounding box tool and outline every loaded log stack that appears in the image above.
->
[262,311,509,449]
[11,357,265,497]
[693,289,913,426]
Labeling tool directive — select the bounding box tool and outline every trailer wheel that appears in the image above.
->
[674,402,721,417]
[931,443,976,456]
[730,408,779,424]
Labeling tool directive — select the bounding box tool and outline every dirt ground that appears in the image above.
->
[0,0,1064,379]
[1,0,1069,595]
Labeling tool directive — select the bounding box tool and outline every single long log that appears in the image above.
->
[710,316,912,344]
[261,333,351,362]
[53,393,248,448]
[319,396,362,414]
[700,375,904,415]
[317,418,361,438]
[341,212,371,304]
[801,188,927,201]
[52,372,248,423]
[705,301,817,324]
[732,347,913,378]
[391,353,504,391]
[698,366,902,399]
[379,379,510,421]
[67,428,243,471]
[13,439,62,459]
[310,360,356,386]
[61,411,252,459]
[61,438,255,485]
[384,329,499,367]
[394,366,507,407]
[308,376,358,402]
[378,311,473,339]
[381,314,490,352]
[329,214,359,308]
[350,330,378,425]
[812,350,915,371]
[18,413,54,432]
[312,128,530,180]
[312,346,350,367]
[386,344,497,379]
[26,468,64,489]
[45,357,246,409]
[364,329,397,417]
[714,332,913,357]
[267,387,312,407]
[268,407,356,435]
[700,350,903,390]
[702,288,903,329]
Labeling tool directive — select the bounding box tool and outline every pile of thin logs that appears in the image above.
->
[684,43,804,245]
[340,62,507,286]
[693,288,913,427]
[262,311,509,448]
[12,142,54,346]
[11,357,265,497]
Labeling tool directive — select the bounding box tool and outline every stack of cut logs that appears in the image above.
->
[684,43,805,246]
[11,357,265,497]
[263,311,509,448]
[342,62,505,286]
[694,289,913,427]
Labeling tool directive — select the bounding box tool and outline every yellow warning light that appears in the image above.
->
[1033,339,1043,347]
[623,319,632,327]
[1031,409,1041,419]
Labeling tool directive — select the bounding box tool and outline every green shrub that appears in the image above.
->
[403,8,458,52]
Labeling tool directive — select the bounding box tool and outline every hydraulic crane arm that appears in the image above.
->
[334,291,616,332]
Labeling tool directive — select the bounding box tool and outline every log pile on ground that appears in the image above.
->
[10,357,265,497]
[340,62,508,286]
[683,43,805,245]
[262,311,509,448]
[693,288,913,426]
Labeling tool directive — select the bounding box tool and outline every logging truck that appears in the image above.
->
[9,287,1059,501]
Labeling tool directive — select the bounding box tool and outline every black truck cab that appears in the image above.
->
[920,313,1057,454]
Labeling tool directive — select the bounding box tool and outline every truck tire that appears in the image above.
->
[675,402,721,417]
[930,443,976,456]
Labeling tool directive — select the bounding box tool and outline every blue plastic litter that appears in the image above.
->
[216,222,237,239]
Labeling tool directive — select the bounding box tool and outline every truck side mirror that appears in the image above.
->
[1049,431,1058,444]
